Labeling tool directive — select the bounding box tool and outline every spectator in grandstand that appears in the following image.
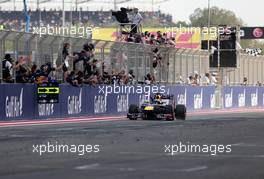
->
[116,70,127,85]
[127,70,135,85]
[152,48,162,70]
[210,73,218,86]
[193,71,201,86]
[102,71,111,84]
[126,33,135,42]
[256,81,262,86]
[168,37,176,47]
[15,56,30,83]
[242,77,248,86]
[2,54,14,83]
[62,43,71,80]
[131,8,143,34]
[156,31,163,45]
[66,71,84,87]
[66,71,76,86]
[74,43,94,78]
[186,75,195,85]
[28,64,38,83]
[143,31,151,44]
[134,33,143,43]
[176,75,184,84]
[35,62,56,84]
[203,73,211,86]
[84,70,101,86]
[149,34,157,45]
[145,73,155,85]
[91,59,103,74]
[85,43,95,75]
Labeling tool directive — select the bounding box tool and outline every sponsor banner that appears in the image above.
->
[187,86,204,110]
[0,85,4,120]
[245,87,259,107]
[223,86,263,108]
[258,87,264,107]
[232,86,245,108]
[60,85,85,117]
[0,84,264,121]
[4,84,34,120]
[223,86,234,108]
[167,86,216,110]
[240,27,264,39]
[202,86,216,109]
[167,86,187,105]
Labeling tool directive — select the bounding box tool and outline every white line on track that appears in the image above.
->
[0,117,125,128]
[183,165,208,172]
[0,107,264,128]
[75,163,100,170]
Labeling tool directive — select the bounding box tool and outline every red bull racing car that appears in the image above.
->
[127,94,186,121]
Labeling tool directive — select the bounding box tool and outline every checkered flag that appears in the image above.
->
[245,48,262,56]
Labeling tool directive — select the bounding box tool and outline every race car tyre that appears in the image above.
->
[154,106,162,113]
[175,105,186,120]
[165,105,175,121]
[128,104,139,120]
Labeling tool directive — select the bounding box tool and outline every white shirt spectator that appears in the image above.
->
[132,12,143,25]
[211,75,217,86]
[4,60,13,75]
[203,76,210,86]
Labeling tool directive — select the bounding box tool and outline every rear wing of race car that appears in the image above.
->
[150,94,174,100]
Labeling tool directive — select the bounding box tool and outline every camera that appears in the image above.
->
[112,7,132,24]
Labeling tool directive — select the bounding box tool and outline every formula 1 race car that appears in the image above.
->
[127,94,186,121]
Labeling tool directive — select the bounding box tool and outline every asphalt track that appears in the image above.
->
[0,111,264,179]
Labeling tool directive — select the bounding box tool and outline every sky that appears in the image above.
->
[123,0,263,26]
[0,0,262,26]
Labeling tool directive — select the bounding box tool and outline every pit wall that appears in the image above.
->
[0,84,263,120]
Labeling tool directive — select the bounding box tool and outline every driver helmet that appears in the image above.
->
[154,94,162,103]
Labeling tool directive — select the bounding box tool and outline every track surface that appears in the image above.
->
[0,113,264,179]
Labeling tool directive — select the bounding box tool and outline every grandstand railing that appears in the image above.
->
[1,30,210,84]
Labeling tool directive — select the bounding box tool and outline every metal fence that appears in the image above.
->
[0,30,210,84]
[218,53,264,86]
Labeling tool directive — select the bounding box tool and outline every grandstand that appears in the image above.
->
[0,0,174,31]
[0,10,174,30]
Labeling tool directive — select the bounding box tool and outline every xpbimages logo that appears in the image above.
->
[164,142,232,156]
[98,84,166,95]
[32,141,100,156]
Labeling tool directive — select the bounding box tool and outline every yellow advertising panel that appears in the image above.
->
[93,27,204,49]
